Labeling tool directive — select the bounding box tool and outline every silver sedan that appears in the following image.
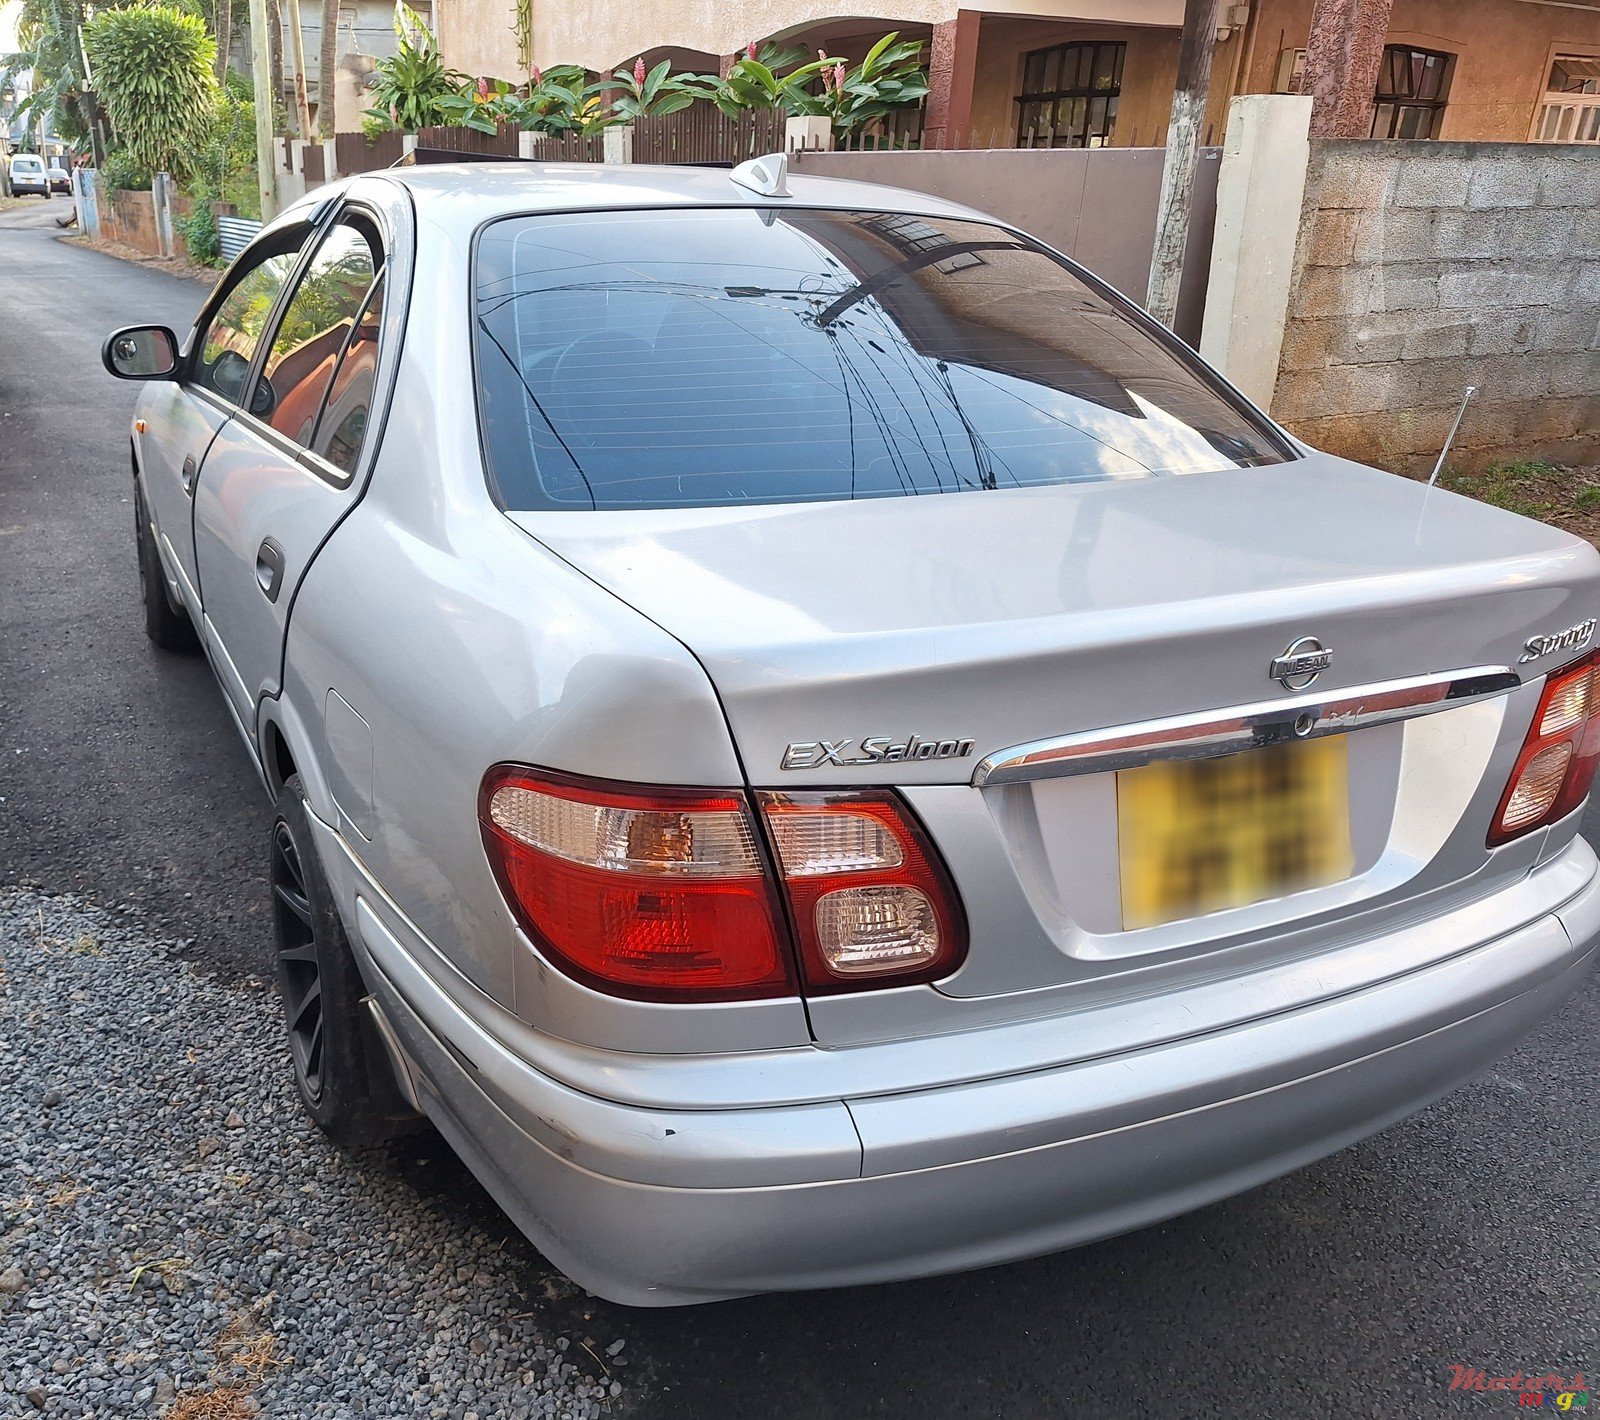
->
[103,158,1600,1306]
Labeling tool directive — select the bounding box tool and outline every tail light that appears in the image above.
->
[1489,652,1600,845]
[480,768,966,1001]
[479,766,793,1001]
[757,790,966,994]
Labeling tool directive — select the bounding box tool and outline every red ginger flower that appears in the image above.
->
[634,57,646,88]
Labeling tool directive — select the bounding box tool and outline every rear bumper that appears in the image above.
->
[331,825,1600,1307]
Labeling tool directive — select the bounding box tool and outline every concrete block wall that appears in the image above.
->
[95,184,196,261]
[1272,140,1600,475]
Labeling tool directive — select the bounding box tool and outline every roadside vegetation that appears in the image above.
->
[1439,461,1600,542]
[359,7,929,144]
[6,0,926,267]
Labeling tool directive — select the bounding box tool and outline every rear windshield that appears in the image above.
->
[12,158,42,171]
[474,208,1293,511]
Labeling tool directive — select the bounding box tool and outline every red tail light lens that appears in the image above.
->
[1489,653,1600,845]
[479,766,794,1001]
[758,791,967,993]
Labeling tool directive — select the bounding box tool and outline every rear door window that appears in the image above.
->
[308,272,386,477]
[474,208,1293,511]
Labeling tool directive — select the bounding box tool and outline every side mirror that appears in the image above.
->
[102,325,179,380]
[249,375,277,419]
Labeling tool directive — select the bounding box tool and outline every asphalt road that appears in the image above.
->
[0,211,1594,1419]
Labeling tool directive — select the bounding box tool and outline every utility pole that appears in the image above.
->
[1146,0,1223,329]
[283,0,313,140]
[248,0,279,219]
[1303,0,1395,137]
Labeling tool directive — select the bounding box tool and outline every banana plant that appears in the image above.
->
[608,57,708,120]
[705,41,829,118]
[435,76,515,134]
[363,4,469,132]
[821,32,930,134]
[501,64,610,135]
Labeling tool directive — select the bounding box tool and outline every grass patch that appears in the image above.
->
[1439,461,1600,542]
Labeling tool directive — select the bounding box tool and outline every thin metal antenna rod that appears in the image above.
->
[1428,385,1477,488]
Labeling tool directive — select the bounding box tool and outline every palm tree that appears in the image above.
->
[5,0,92,147]
[318,0,336,135]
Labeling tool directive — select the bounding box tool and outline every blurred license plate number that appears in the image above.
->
[1117,736,1354,930]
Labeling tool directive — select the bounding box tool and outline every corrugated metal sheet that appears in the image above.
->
[217,216,263,263]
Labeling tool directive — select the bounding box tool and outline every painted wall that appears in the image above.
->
[790,143,1221,342]
[967,18,1183,148]
[1239,0,1600,141]
[437,0,1183,82]
[1272,138,1600,474]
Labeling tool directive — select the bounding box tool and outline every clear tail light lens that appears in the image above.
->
[479,767,794,1001]
[758,791,966,993]
[1490,653,1600,845]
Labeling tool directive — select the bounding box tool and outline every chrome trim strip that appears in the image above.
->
[972,666,1521,787]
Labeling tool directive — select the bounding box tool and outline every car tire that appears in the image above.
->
[271,775,424,1148]
[133,482,199,652]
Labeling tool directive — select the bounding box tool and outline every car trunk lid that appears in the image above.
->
[511,454,1600,1023]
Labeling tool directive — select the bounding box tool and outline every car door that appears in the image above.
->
[137,226,312,617]
[191,209,389,726]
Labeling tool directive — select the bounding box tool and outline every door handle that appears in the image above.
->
[180,454,197,496]
[255,538,286,602]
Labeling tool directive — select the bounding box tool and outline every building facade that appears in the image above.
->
[433,0,1600,148]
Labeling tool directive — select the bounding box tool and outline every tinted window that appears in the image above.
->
[309,272,386,476]
[257,220,381,451]
[475,209,1292,511]
[192,234,307,405]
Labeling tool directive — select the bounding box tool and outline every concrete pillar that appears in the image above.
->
[1304,0,1395,138]
[922,10,979,150]
[278,141,308,205]
[322,138,339,181]
[75,168,101,239]
[1198,95,1313,407]
[151,171,175,258]
[786,116,833,152]
[602,125,633,164]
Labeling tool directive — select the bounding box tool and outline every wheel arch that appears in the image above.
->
[258,694,339,825]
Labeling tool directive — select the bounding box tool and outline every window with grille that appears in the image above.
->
[1015,41,1124,149]
[1371,45,1453,139]
[1534,54,1600,143]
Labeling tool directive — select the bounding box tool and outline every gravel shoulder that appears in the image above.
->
[0,890,629,1420]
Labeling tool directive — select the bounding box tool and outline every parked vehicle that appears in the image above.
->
[46,162,71,194]
[102,159,1600,1307]
[8,154,50,198]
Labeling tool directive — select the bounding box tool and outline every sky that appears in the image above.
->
[0,2,17,57]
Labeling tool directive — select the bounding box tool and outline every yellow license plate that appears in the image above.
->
[1117,735,1354,930]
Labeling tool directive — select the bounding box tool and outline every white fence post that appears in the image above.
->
[151,171,175,258]
[323,138,340,181]
[602,125,633,164]
[1199,94,1313,407]
[786,116,833,152]
[518,131,538,160]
